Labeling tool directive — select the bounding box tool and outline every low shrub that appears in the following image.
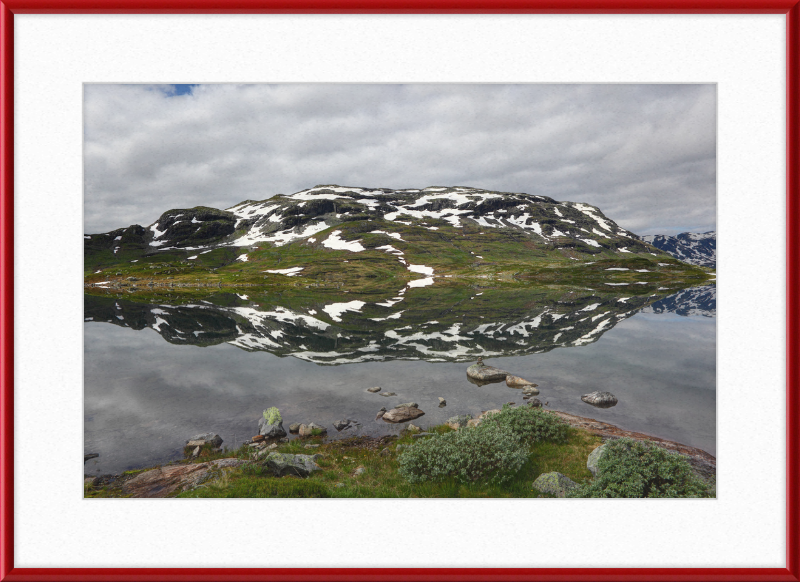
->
[262,407,282,424]
[479,404,569,444]
[397,423,527,484]
[568,438,711,498]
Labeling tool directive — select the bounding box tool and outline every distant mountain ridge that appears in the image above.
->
[86,185,668,261]
[641,231,716,268]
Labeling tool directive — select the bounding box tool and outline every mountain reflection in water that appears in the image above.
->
[83,284,715,475]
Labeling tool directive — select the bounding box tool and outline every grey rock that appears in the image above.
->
[380,392,397,397]
[466,361,509,385]
[407,423,422,433]
[353,466,365,476]
[299,422,327,437]
[191,446,201,458]
[382,405,425,423]
[446,414,472,429]
[375,407,387,420]
[397,402,418,409]
[288,423,301,433]
[522,385,540,396]
[438,397,446,407]
[262,453,322,478]
[506,375,538,388]
[333,419,360,431]
[258,417,287,439]
[587,444,607,477]
[186,433,223,448]
[366,386,382,393]
[581,391,618,408]
[532,472,578,497]
[528,398,543,408]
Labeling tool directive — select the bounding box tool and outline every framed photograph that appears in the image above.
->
[1,3,797,581]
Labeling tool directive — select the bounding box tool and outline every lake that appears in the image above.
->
[84,283,715,476]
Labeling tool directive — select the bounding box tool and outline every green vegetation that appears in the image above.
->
[398,424,528,485]
[262,407,281,424]
[479,404,569,445]
[567,438,712,498]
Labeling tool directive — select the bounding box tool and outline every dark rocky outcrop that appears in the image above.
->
[581,391,618,408]
[262,453,322,477]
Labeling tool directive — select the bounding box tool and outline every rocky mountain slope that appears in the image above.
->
[641,231,716,268]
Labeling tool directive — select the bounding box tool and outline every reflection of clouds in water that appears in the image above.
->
[84,311,715,474]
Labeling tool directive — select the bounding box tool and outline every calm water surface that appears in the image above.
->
[84,286,715,475]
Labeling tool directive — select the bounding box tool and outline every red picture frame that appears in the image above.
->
[1,4,797,582]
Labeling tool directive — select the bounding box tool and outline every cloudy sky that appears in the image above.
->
[84,83,715,237]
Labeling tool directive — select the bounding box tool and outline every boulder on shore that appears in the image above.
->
[382,405,425,423]
[587,443,607,477]
[288,423,301,433]
[122,458,246,498]
[258,408,287,438]
[185,433,223,448]
[506,375,538,388]
[262,452,322,477]
[446,414,472,429]
[532,472,578,497]
[581,391,618,408]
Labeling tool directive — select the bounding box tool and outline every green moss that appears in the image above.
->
[263,407,282,424]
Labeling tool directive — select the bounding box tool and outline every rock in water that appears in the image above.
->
[299,422,327,437]
[532,472,578,497]
[397,402,418,409]
[262,453,322,477]
[380,392,397,397]
[587,443,607,477]
[288,423,301,433]
[438,397,446,407]
[333,419,360,431]
[528,398,543,408]
[258,408,287,438]
[522,386,540,396]
[506,375,538,388]
[185,433,223,448]
[84,453,99,462]
[366,386,382,393]
[375,407,387,420]
[581,391,618,408]
[466,361,509,385]
[382,405,425,423]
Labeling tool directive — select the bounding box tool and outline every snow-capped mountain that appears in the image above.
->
[639,284,716,318]
[641,231,716,268]
[85,185,667,260]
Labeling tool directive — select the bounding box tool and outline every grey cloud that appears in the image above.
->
[84,83,715,236]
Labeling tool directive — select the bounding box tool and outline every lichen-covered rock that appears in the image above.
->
[532,472,578,497]
[397,402,418,409]
[478,409,502,420]
[185,433,223,448]
[407,423,421,433]
[587,443,607,477]
[262,453,322,477]
[528,398,543,408]
[466,418,482,428]
[506,375,538,388]
[446,414,472,430]
[288,423,301,433]
[382,405,425,423]
[258,408,287,438]
[581,391,618,408]
[522,385,540,396]
[438,397,446,407]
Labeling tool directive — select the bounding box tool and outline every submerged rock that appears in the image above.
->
[333,419,360,431]
[587,443,607,477]
[528,398,543,408]
[375,407,387,420]
[581,391,618,408]
[532,472,578,497]
[262,453,322,477]
[382,405,425,423]
[380,392,397,397]
[506,375,538,388]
